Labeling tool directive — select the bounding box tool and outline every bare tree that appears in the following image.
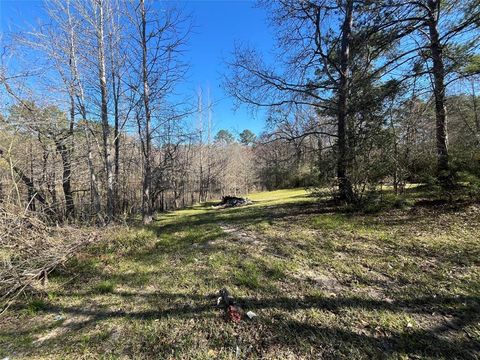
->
[125,0,190,223]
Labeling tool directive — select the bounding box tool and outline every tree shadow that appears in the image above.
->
[3,291,478,358]
[3,189,479,358]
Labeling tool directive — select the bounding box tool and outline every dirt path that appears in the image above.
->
[219,223,263,246]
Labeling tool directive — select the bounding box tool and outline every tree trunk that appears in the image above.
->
[471,79,479,136]
[111,32,121,216]
[56,95,76,219]
[84,124,101,218]
[113,74,120,215]
[11,163,49,211]
[337,0,355,202]
[140,0,153,224]
[427,0,452,187]
[97,0,115,218]
[55,137,74,219]
[28,141,36,211]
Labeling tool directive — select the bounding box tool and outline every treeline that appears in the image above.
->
[1,0,480,224]
[5,89,478,224]
[257,93,480,195]
[0,100,262,222]
[0,0,250,224]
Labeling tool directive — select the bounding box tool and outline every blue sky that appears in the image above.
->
[0,0,275,136]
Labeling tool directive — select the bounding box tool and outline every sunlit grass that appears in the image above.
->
[1,187,479,359]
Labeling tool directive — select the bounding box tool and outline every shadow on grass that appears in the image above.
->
[136,197,479,266]
[4,292,479,358]
[4,188,479,358]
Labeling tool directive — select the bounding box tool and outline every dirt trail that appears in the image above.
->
[219,223,264,247]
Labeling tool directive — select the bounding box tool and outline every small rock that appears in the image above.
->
[54,314,64,321]
[111,329,121,341]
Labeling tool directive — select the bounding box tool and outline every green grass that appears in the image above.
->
[1,188,479,359]
[27,299,48,315]
[93,280,116,294]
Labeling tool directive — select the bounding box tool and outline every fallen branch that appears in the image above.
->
[0,204,96,314]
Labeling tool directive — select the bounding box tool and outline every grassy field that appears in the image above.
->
[1,188,479,359]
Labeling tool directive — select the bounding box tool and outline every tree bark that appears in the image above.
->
[55,135,74,219]
[337,0,355,202]
[8,161,49,211]
[96,0,114,218]
[140,0,153,224]
[110,17,121,215]
[113,76,120,215]
[84,124,101,218]
[427,0,452,187]
[56,95,76,219]
[471,79,479,136]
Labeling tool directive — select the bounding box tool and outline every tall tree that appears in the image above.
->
[95,0,115,217]
[139,0,153,224]
[411,0,480,186]
[18,0,83,218]
[225,0,418,202]
[337,0,354,201]
[214,129,235,144]
[126,0,189,223]
[239,129,256,145]
[67,0,117,218]
[107,0,126,214]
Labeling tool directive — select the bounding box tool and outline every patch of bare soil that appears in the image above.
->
[219,223,265,248]
[34,314,92,344]
[291,268,345,295]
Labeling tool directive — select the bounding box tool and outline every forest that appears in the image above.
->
[1,0,479,359]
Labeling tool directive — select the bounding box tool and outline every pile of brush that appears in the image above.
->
[215,196,252,208]
[0,204,95,313]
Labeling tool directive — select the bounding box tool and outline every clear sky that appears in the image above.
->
[0,0,275,136]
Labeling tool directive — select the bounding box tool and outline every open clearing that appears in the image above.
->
[1,188,479,359]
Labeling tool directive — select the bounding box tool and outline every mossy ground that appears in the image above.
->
[1,188,479,359]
